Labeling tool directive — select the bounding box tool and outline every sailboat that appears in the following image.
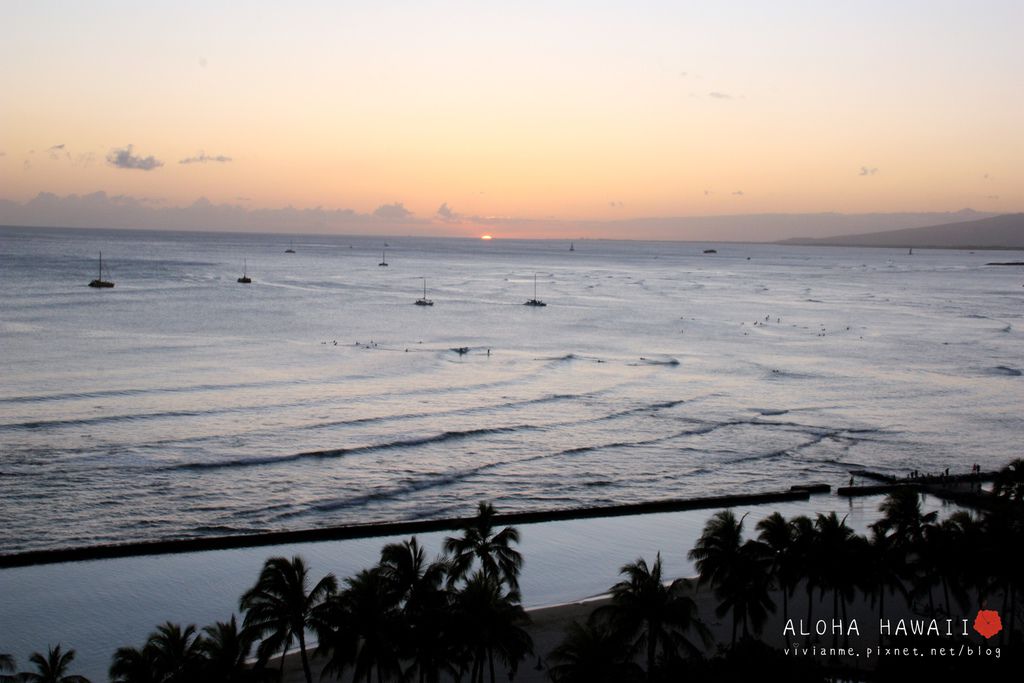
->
[237,259,252,284]
[414,277,433,306]
[908,247,913,255]
[379,249,389,267]
[88,252,115,288]
[570,242,575,252]
[285,240,295,254]
[524,273,546,306]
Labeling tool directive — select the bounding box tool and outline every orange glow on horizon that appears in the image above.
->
[480,234,493,240]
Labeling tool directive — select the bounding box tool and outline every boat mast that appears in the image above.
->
[534,273,538,299]
[98,251,103,280]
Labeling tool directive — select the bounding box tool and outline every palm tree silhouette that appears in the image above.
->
[146,622,203,683]
[547,612,644,683]
[452,571,532,683]
[787,515,819,646]
[993,458,1024,501]
[0,654,16,683]
[240,555,337,683]
[864,527,909,650]
[197,616,272,682]
[15,645,90,683]
[813,512,857,649]
[444,502,524,590]
[600,554,710,679]
[872,488,937,549]
[109,643,160,683]
[756,512,797,624]
[378,537,457,683]
[688,509,746,644]
[713,540,776,643]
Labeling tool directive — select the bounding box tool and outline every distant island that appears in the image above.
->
[778,213,1024,250]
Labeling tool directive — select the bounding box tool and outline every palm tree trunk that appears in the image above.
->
[648,626,657,678]
[805,585,813,646]
[841,594,850,648]
[731,607,738,647]
[488,647,495,683]
[833,590,840,649]
[298,630,313,683]
[878,587,885,649]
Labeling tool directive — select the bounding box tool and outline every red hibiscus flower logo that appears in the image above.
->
[973,609,1002,639]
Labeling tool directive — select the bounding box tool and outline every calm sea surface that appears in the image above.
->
[2,225,1022,679]
[1,226,1022,555]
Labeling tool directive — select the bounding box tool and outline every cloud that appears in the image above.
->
[0,151,6,157]
[199,56,208,68]
[859,166,878,176]
[235,196,251,202]
[436,202,458,221]
[732,190,745,196]
[708,91,733,99]
[179,151,232,164]
[984,194,1000,200]
[107,145,163,171]
[47,144,70,161]
[608,200,624,208]
[373,202,412,220]
[703,190,713,196]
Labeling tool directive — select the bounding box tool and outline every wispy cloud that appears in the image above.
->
[732,190,745,196]
[708,91,733,100]
[179,151,232,164]
[859,166,879,176]
[107,145,163,171]
[984,194,1000,200]
[47,144,70,161]
[373,202,412,220]
[608,200,624,208]
[436,202,458,221]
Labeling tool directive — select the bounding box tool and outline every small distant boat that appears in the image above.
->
[237,258,252,284]
[908,247,913,255]
[415,278,433,306]
[703,249,717,254]
[379,249,389,267]
[570,242,575,252]
[285,241,295,254]
[524,273,546,307]
[88,251,115,288]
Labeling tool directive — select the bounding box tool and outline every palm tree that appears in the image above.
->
[864,527,909,649]
[378,538,457,683]
[712,540,776,644]
[787,515,819,645]
[547,612,644,683]
[15,645,90,683]
[688,509,745,643]
[240,555,337,683]
[872,488,937,549]
[109,644,160,683]
[444,501,523,590]
[317,567,403,683]
[756,512,797,624]
[601,554,710,679]
[1,655,16,683]
[452,571,532,683]
[993,458,1024,502]
[145,622,203,683]
[813,512,858,649]
[197,616,272,682]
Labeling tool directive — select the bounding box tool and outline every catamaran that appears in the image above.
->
[415,277,433,306]
[524,273,546,306]
[237,259,252,284]
[88,252,115,288]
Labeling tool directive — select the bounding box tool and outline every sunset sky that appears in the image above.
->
[2,1,1021,238]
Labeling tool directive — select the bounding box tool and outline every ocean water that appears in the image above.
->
[1,226,1023,554]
